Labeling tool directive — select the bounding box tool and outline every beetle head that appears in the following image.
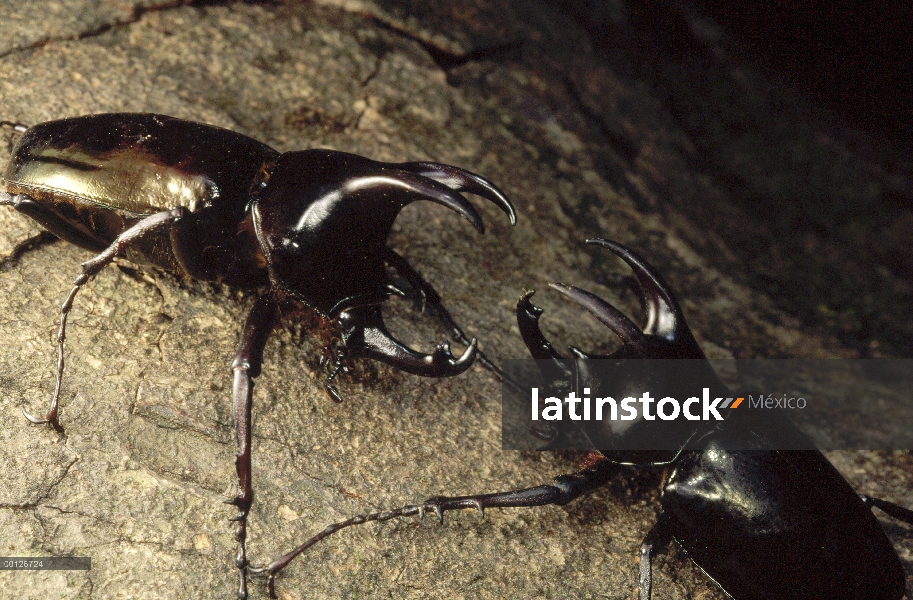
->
[253,149,515,384]
[518,239,722,463]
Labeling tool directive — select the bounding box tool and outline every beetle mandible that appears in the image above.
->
[0,113,516,599]
[285,239,913,600]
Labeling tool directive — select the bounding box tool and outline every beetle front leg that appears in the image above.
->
[21,207,185,431]
[638,514,671,600]
[227,291,280,600]
[248,458,614,597]
[420,458,617,521]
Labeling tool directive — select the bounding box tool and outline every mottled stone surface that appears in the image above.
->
[0,1,910,599]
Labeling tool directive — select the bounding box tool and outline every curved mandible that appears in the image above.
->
[338,305,477,379]
[585,239,687,343]
[397,162,517,226]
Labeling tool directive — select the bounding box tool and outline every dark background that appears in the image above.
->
[692,0,911,145]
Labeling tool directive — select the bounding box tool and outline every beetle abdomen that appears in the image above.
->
[3,114,278,284]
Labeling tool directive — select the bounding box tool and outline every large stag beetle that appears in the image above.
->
[0,113,515,598]
[273,239,913,600]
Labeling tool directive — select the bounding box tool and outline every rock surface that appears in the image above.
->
[0,1,910,599]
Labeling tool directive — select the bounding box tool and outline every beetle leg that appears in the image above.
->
[249,459,616,596]
[227,291,281,600]
[322,346,347,403]
[859,494,913,525]
[418,457,616,523]
[639,514,671,600]
[22,207,185,431]
[0,192,108,252]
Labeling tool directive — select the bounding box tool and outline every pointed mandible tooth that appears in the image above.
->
[548,282,648,351]
[398,161,517,225]
[585,238,685,341]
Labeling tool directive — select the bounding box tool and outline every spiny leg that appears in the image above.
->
[249,458,617,597]
[227,291,281,600]
[638,514,670,600]
[21,207,185,431]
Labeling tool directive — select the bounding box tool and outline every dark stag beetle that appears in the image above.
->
[284,239,913,600]
[0,113,515,599]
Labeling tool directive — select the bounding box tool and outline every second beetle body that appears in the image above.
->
[302,239,912,600]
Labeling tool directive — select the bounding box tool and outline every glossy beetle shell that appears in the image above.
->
[665,416,906,599]
[4,113,276,287]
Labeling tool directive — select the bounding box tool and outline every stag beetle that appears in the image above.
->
[280,239,913,600]
[0,113,516,599]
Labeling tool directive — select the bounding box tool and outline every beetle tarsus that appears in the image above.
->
[21,406,63,433]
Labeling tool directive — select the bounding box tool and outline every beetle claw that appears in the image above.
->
[21,407,48,424]
[22,406,62,432]
[339,306,477,377]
